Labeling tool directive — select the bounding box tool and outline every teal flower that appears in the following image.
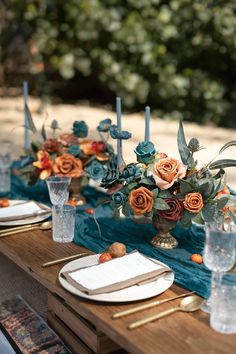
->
[86,160,105,180]
[112,191,126,207]
[134,141,156,164]
[68,145,81,157]
[72,121,88,138]
[97,118,112,132]
[119,164,142,183]
[101,154,119,188]
[110,125,132,140]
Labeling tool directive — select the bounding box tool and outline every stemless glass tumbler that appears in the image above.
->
[211,270,236,333]
[46,176,71,206]
[0,140,12,193]
[52,204,76,243]
[202,222,236,313]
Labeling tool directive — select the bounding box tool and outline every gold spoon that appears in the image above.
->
[0,220,52,234]
[128,295,204,330]
[0,221,52,238]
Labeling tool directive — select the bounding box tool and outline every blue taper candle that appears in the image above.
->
[23,81,30,150]
[145,106,150,142]
[116,97,123,168]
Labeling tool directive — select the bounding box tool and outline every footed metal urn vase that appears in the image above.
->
[151,213,178,249]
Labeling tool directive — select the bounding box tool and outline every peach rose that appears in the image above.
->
[129,187,154,215]
[183,192,204,213]
[53,154,83,178]
[152,157,187,190]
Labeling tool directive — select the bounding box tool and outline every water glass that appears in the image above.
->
[46,176,71,205]
[202,222,236,313]
[52,204,76,243]
[203,222,236,272]
[210,270,236,333]
[0,140,11,193]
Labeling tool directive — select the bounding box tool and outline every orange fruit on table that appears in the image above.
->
[190,254,203,264]
[99,253,112,263]
[0,198,10,208]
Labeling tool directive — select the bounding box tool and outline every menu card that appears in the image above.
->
[62,251,171,295]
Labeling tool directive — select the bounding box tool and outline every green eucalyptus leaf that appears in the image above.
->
[127,182,138,191]
[198,180,214,199]
[179,179,193,195]
[158,190,172,198]
[192,213,204,225]
[179,211,192,228]
[140,177,154,186]
[202,203,218,222]
[152,188,159,198]
[210,159,236,170]
[25,104,37,133]
[154,198,170,210]
[177,120,190,165]
[177,121,196,168]
[41,123,47,141]
[219,141,236,155]
[216,196,229,209]
[122,202,132,217]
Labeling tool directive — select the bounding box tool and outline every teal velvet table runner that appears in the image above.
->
[4,175,210,299]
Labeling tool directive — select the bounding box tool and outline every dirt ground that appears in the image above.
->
[1,96,235,188]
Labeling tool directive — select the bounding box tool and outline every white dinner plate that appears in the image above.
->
[59,254,174,303]
[0,200,51,226]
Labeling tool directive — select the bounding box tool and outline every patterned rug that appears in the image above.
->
[0,295,71,353]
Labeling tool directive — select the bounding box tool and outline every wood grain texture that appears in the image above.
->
[0,229,235,354]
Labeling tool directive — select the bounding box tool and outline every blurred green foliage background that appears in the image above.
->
[1,0,236,127]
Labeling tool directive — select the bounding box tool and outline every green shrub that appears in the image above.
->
[1,0,236,127]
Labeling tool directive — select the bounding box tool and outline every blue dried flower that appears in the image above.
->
[112,191,126,207]
[119,163,142,183]
[68,145,81,157]
[86,160,105,180]
[134,141,156,164]
[72,121,88,138]
[110,125,132,140]
[97,118,112,132]
[101,154,119,188]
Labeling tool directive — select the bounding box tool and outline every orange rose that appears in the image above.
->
[152,157,187,190]
[53,154,83,178]
[33,150,53,179]
[129,187,154,215]
[183,192,204,213]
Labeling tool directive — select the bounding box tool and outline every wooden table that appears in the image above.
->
[0,228,235,354]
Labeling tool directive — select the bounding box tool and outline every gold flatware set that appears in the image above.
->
[42,253,90,267]
[112,292,203,330]
[0,221,52,238]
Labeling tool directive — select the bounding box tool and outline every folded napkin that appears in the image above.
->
[0,201,49,222]
[62,251,171,295]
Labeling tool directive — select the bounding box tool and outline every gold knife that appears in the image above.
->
[42,253,90,267]
[112,291,195,319]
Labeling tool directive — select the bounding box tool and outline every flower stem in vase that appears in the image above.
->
[150,213,178,249]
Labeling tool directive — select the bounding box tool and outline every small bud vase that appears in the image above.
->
[151,213,178,249]
[69,176,89,206]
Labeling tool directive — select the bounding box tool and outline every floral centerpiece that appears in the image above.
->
[19,117,116,204]
[106,121,236,249]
